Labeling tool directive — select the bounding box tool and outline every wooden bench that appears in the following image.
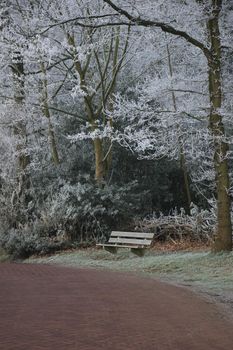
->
[97,231,154,256]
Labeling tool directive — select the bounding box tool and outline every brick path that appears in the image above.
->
[0,263,233,350]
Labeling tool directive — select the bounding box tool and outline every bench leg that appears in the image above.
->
[131,248,145,257]
[104,246,118,254]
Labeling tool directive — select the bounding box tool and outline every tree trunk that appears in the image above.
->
[11,51,30,205]
[48,118,60,165]
[93,138,106,184]
[180,151,192,211]
[166,40,192,211]
[41,99,60,166]
[11,51,30,171]
[208,0,232,251]
[40,62,60,165]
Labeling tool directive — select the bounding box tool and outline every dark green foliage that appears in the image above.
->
[0,139,199,259]
[0,122,204,259]
[39,179,149,241]
[110,144,192,213]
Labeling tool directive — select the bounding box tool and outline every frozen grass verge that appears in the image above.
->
[0,248,10,262]
[26,248,233,302]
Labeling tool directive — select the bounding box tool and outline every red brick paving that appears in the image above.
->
[0,263,233,350]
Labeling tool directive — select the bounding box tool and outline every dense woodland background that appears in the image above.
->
[0,0,233,258]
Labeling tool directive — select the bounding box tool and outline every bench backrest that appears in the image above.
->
[108,231,154,247]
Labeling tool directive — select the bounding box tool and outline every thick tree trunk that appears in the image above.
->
[48,119,60,165]
[93,138,106,184]
[209,80,232,251]
[208,0,232,251]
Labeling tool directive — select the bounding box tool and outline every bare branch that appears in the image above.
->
[47,106,86,122]
[40,13,120,35]
[103,0,211,59]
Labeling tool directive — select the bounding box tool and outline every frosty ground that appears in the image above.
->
[25,248,233,318]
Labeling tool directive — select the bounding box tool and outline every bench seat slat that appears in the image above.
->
[108,237,151,245]
[111,231,154,239]
[97,244,142,248]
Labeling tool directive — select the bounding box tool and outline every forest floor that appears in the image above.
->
[26,243,233,319]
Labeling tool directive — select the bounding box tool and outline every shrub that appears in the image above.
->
[41,180,148,242]
[0,228,70,259]
[134,204,216,243]
[0,179,147,258]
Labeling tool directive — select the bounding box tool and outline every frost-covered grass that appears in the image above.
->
[27,248,233,299]
[0,248,10,262]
